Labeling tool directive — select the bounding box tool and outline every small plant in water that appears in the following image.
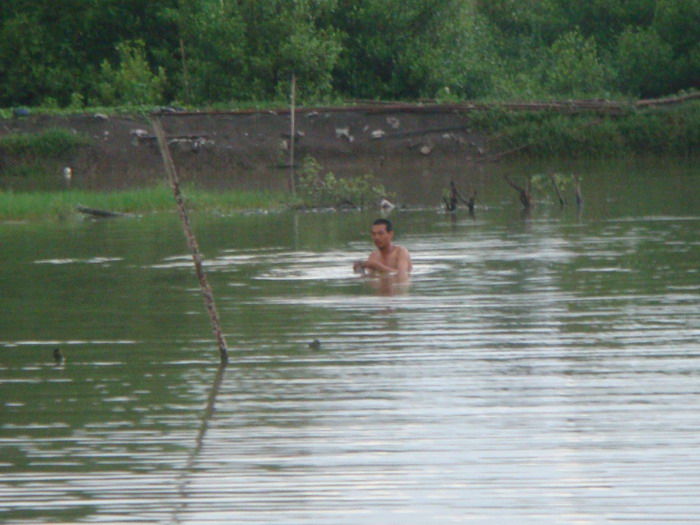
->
[530,172,579,206]
[295,156,391,209]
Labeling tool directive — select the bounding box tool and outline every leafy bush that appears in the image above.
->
[296,156,390,209]
[619,102,700,155]
[475,99,700,159]
[541,30,614,97]
[96,40,167,106]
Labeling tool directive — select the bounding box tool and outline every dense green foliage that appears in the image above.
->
[476,101,700,158]
[1,0,698,108]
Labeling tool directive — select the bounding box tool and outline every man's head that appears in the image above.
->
[371,218,394,249]
[373,218,393,232]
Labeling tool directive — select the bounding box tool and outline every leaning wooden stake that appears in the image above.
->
[574,174,583,211]
[151,116,229,364]
[289,72,297,195]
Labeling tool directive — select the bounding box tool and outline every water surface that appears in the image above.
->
[1,159,699,524]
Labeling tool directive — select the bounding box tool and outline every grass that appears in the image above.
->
[0,128,93,157]
[0,185,291,221]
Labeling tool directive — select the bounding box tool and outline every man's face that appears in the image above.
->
[371,224,393,249]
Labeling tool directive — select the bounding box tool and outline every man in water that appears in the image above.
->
[353,218,412,280]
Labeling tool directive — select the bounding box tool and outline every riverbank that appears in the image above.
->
[1,96,698,208]
[0,186,289,221]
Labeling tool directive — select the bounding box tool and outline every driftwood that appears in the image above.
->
[133,133,210,142]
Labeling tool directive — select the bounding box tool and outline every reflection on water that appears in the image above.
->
[1,160,700,523]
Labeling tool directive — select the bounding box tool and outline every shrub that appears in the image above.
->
[541,30,614,97]
[296,156,390,209]
[96,40,167,106]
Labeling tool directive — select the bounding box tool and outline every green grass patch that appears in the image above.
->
[0,128,93,157]
[0,185,291,221]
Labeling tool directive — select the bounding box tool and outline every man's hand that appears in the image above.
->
[353,260,367,274]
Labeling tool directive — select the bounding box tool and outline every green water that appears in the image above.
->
[1,158,699,524]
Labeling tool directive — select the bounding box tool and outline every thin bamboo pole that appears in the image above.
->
[289,72,296,195]
[179,38,191,103]
[151,116,229,364]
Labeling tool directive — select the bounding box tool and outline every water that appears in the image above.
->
[1,159,700,523]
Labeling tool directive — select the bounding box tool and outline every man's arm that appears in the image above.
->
[359,252,393,273]
[394,247,412,281]
[363,249,412,278]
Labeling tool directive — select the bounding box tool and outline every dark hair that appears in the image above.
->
[373,218,393,231]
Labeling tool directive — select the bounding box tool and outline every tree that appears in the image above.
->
[615,27,674,97]
[0,0,179,106]
[541,30,614,97]
[554,0,656,50]
[178,0,341,103]
[96,40,168,106]
[653,0,700,92]
[330,0,487,99]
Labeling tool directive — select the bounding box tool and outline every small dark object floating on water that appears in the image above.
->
[308,339,321,351]
[77,206,130,219]
[53,347,64,364]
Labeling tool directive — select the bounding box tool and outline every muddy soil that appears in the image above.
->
[0,107,490,193]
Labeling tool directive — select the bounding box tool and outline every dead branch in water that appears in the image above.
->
[444,180,477,216]
[505,175,533,209]
[549,174,565,208]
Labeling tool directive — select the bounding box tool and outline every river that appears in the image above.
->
[1,158,699,524]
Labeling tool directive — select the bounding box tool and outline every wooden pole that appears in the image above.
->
[574,174,583,211]
[289,72,296,195]
[179,38,191,103]
[151,116,229,364]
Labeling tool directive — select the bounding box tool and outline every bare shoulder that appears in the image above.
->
[396,245,411,259]
[395,245,412,271]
